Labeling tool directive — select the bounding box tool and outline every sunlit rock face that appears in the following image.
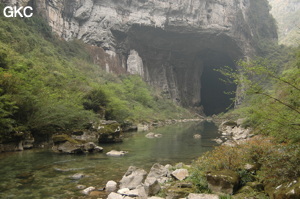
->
[2,0,277,115]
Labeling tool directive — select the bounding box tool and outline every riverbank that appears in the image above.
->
[100,134,300,199]
[0,118,204,153]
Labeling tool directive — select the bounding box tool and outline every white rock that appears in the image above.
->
[117,188,130,195]
[106,180,117,192]
[106,150,127,156]
[70,173,84,180]
[81,186,95,195]
[107,192,124,199]
[171,169,189,181]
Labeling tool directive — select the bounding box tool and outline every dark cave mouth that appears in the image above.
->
[199,50,237,116]
[117,26,242,116]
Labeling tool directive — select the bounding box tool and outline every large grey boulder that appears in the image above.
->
[146,163,170,184]
[52,134,103,154]
[97,121,123,143]
[144,177,161,196]
[206,170,239,194]
[120,166,147,189]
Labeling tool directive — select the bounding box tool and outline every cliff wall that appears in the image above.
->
[1,0,277,115]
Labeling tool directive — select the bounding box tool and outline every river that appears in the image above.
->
[0,121,219,199]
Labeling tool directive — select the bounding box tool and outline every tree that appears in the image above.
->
[218,50,300,142]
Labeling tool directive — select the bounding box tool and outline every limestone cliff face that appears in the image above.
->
[268,0,300,46]
[2,0,277,114]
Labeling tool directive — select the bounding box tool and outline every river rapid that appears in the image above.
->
[0,121,219,199]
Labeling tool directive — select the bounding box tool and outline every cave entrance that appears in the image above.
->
[199,50,236,116]
[121,26,241,116]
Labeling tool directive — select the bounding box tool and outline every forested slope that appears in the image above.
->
[0,13,192,143]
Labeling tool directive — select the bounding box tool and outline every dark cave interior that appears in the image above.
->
[199,50,237,116]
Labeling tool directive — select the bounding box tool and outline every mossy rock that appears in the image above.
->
[98,123,120,134]
[222,121,237,127]
[206,170,240,194]
[208,170,240,184]
[52,134,79,144]
[167,186,195,198]
[236,185,254,194]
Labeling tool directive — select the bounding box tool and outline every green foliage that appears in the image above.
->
[218,48,300,143]
[83,88,108,114]
[0,14,192,140]
[0,91,17,137]
[237,169,256,187]
[187,166,210,193]
[192,137,300,192]
[258,144,300,185]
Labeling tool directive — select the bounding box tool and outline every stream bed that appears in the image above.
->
[0,121,219,199]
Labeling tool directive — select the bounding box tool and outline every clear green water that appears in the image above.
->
[0,121,219,199]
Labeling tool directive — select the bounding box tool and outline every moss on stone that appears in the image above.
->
[52,134,79,144]
[98,123,120,134]
[209,170,239,184]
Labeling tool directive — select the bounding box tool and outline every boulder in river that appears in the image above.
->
[81,186,95,195]
[106,150,127,157]
[97,121,123,143]
[52,134,103,154]
[145,132,155,138]
[145,133,162,139]
[193,134,201,139]
[70,173,85,180]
